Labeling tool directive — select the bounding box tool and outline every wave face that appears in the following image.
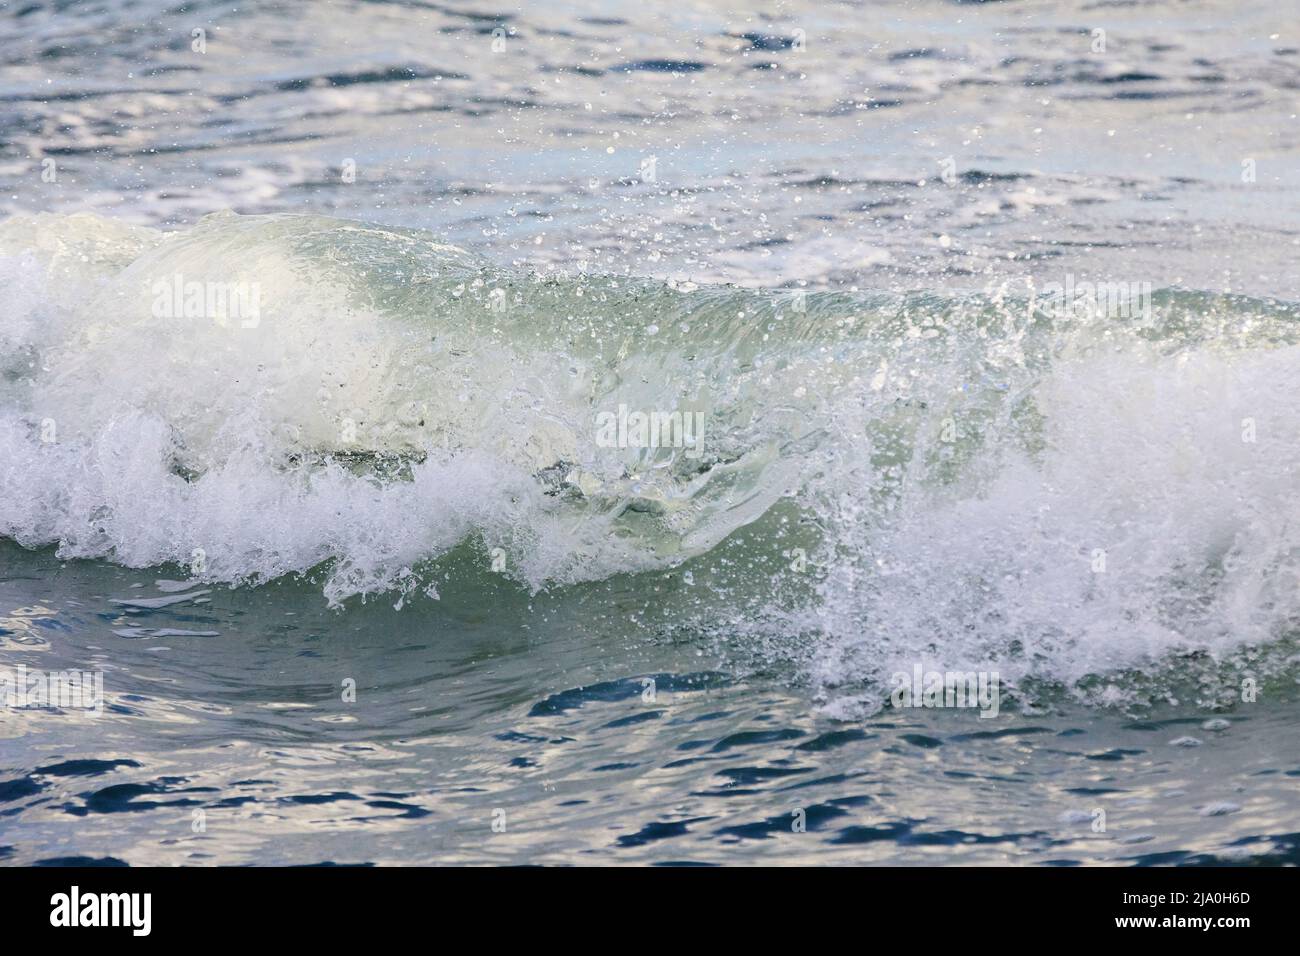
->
[3,212,1299,710]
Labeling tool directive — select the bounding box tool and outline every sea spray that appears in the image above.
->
[2,212,1298,713]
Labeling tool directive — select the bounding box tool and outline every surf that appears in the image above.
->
[2,210,1298,711]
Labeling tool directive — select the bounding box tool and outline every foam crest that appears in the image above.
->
[2,212,1298,707]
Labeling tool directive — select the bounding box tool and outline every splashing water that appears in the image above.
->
[2,211,1297,713]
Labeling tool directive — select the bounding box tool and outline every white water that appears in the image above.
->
[2,211,1298,710]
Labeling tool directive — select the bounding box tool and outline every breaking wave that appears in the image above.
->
[2,211,1298,710]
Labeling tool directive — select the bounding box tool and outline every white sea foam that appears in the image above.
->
[807,344,1300,714]
[2,212,1298,707]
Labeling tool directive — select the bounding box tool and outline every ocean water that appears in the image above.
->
[1,0,1299,865]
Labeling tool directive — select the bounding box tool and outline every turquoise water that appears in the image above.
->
[4,540,1299,865]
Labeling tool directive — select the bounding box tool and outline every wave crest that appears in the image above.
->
[2,212,1298,709]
